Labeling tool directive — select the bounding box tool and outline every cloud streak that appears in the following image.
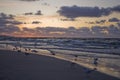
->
[24,10,42,15]
[20,0,39,2]
[24,12,33,15]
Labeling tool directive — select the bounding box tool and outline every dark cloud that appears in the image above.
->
[91,25,120,37]
[117,22,120,28]
[0,24,20,36]
[109,18,120,22]
[32,21,41,24]
[0,12,120,38]
[35,10,42,15]
[20,0,39,1]
[86,20,106,24]
[0,13,21,35]
[86,22,95,24]
[60,18,75,21]
[108,25,120,35]
[57,5,120,18]
[8,21,22,25]
[0,25,20,33]
[0,13,22,26]
[78,27,90,32]
[96,20,106,24]
[0,13,14,19]
[91,26,108,35]
[23,10,42,16]
[24,12,33,15]
[111,5,120,12]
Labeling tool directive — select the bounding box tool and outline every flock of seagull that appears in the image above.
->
[6,41,99,77]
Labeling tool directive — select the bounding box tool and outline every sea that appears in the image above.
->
[0,36,120,78]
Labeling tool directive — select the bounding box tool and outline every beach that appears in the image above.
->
[0,0,120,79]
[0,50,119,80]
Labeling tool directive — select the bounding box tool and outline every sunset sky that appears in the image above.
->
[0,0,120,38]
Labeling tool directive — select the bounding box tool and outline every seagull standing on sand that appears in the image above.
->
[93,57,98,66]
[74,55,78,61]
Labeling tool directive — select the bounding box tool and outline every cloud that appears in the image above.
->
[22,27,35,32]
[20,25,120,38]
[24,10,42,15]
[41,2,50,6]
[0,25,20,33]
[1,25,118,38]
[32,21,41,24]
[91,25,120,37]
[111,5,120,12]
[108,18,120,22]
[96,20,106,24]
[0,13,14,19]
[86,22,95,24]
[24,12,33,15]
[0,13,22,26]
[117,22,120,28]
[0,12,120,38]
[20,0,39,1]
[35,10,42,15]
[108,25,120,35]
[91,26,108,35]
[0,24,20,36]
[60,18,76,21]
[0,13,21,36]
[57,5,120,18]
[86,20,106,24]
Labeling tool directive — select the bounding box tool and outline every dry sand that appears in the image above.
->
[0,50,119,80]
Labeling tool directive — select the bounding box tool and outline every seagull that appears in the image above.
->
[93,57,98,66]
[74,55,78,61]
[84,68,97,74]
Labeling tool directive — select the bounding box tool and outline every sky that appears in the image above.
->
[0,0,120,38]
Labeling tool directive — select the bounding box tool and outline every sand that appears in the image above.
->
[0,50,119,80]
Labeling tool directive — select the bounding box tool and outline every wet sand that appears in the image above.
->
[0,50,119,80]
